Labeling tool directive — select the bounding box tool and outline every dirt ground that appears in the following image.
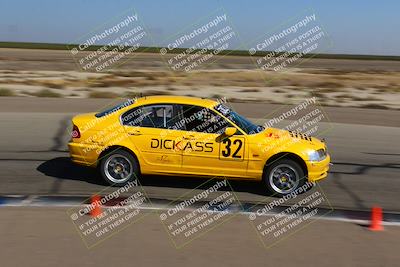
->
[0,48,399,109]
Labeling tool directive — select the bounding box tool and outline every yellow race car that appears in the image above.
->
[68,96,330,196]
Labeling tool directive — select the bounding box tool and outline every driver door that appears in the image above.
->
[176,104,249,178]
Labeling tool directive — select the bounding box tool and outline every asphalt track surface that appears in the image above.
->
[1,207,399,267]
[0,97,399,212]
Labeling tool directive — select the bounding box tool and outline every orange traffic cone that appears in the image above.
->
[90,195,102,217]
[369,206,383,231]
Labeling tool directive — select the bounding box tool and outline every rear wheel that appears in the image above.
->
[263,158,305,196]
[100,150,139,186]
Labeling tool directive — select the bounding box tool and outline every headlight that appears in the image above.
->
[308,149,327,162]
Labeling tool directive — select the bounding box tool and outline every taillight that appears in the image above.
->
[71,124,81,138]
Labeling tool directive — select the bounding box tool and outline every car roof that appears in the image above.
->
[134,95,218,107]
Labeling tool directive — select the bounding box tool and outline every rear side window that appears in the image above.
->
[141,105,173,128]
[121,104,178,129]
[121,106,145,127]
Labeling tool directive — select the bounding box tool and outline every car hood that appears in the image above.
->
[254,127,326,151]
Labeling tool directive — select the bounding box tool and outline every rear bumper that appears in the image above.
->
[306,154,330,182]
[68,142,101,167]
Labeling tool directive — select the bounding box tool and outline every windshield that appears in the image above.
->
[95,98,136,118]
[214,104,264,134]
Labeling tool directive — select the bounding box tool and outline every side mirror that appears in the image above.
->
[224,127,237,136]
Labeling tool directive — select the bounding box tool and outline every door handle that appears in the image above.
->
[183,135,195,140]
[128,130,142,136]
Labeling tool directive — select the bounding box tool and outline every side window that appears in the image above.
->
[141,105,172,128]
[121,106,145,127]
[121,104,175,129]
[180,104,235,134]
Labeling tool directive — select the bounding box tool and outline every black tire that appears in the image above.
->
[263,158,306,197]
[99,149,140,186]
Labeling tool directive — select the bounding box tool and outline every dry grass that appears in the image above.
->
[314,81,345,88]
[31,89,61,97]
[122,91,140,98]
[240,88,260,93]
[3,69,399,94]
[0,88,15,96]
[88,91,119,98]
[0,68,399,109]
[360,104,389,109]
[209,94,223,99]
[142,90,172,96]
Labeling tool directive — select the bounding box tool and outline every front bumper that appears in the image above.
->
[306,154,330,182]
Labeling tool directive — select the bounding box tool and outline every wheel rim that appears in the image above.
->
[269,164,300,194]
[104,154,133,183]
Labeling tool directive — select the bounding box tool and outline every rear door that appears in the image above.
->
[121,104,184,173]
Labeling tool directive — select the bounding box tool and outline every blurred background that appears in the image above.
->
[0,1,399,266]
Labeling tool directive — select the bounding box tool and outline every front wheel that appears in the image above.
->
[263,158,305,196]
[99,150,139,186]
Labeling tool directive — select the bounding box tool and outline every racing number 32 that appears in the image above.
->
[220,138,244,160]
